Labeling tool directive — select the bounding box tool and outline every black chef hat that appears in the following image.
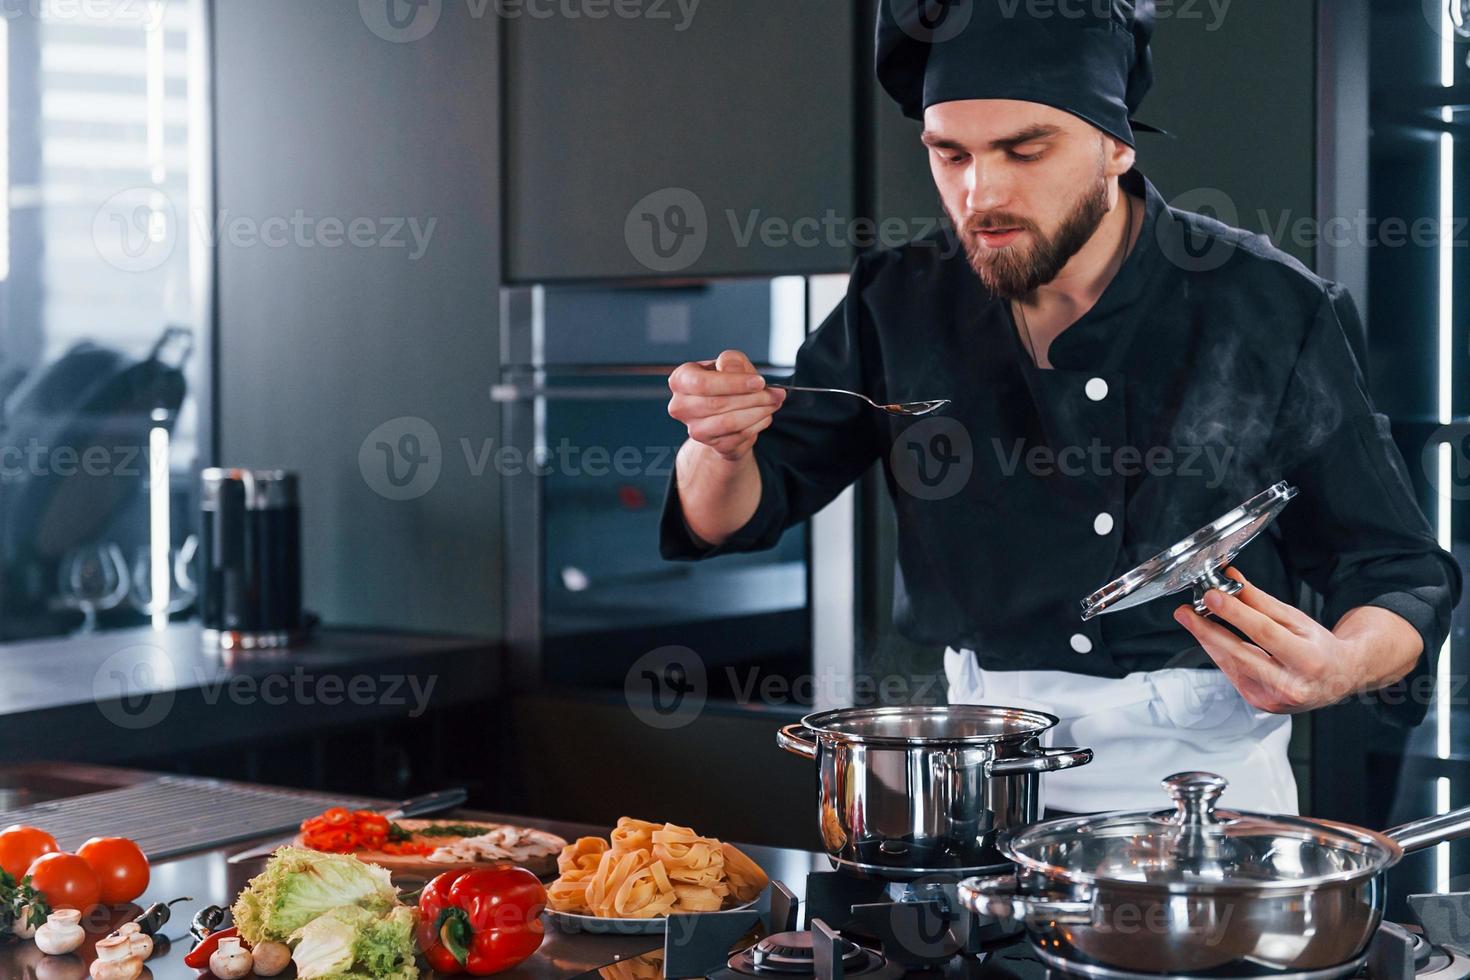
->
[876,0,1163,147]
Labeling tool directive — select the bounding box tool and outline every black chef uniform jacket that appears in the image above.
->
[660,168,1463,727]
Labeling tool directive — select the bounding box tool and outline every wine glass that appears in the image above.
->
[58,543,130,633]
[128,535,199,617]
[173,533,199,595]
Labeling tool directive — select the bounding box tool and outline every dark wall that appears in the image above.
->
[865,0,1320,272]
[212,0,502,635]
[1141,0,1318,270]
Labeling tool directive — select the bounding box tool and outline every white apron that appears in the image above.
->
[944,647,1298,814]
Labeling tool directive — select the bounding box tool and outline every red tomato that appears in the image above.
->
[27,852,102,912]
[0,825,59,879]
[77,837,150,905]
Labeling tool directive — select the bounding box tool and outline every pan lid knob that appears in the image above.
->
[1164,771,1228,826]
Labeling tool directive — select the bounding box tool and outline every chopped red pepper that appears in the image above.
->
[417,867,546,976]
[300,808,394,852]
[357,813,389,834]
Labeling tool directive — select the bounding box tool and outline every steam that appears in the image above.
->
[1146,329,1343,556]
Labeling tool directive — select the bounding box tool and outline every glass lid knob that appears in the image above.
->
[1164,771,1228,826]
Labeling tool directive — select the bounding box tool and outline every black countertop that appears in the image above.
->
[0,624,501,762]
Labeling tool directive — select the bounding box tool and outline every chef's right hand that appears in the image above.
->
[668,350,787,462]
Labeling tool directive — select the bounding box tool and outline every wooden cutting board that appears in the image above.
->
[295,819,565,878]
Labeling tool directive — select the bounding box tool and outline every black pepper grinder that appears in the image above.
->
[199,468,304,650]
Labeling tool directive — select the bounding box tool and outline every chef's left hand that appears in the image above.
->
[1173,568,1424,714]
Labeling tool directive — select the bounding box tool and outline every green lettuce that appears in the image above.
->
[231,847,398,945]
[290,905,419,980]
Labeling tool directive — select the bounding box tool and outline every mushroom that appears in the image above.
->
[250,941,291,977]
[107,922,154,960]
[11,902,40,940]
[88,934,143,980]
[209,935,254,980]
[35,909,86,956]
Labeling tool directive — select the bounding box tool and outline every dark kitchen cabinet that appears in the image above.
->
[860,0,945,239]
[503,1,856,282]
[214,0,504,635]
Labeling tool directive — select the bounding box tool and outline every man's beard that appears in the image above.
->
[952,176,1111,300]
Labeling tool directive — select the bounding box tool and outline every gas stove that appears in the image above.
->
[624,873,1470,980]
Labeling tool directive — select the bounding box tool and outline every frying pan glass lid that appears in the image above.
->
[1080,482,1298,621]
[1001,771,1396,892]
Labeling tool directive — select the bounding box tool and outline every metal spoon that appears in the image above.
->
[765,382,951,417]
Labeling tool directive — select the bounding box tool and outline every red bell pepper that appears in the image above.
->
[416,867,547,976]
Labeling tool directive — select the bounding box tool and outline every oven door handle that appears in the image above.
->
[490,382,676,402]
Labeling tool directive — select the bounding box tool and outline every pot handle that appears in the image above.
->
[987,746,1094,777]
[958,874,1093,926]
[1384,804,1470,854]
[777,723,818,760]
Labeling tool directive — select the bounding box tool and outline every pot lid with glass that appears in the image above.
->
[1080,482,1299,620]
[1000,771,1439,894]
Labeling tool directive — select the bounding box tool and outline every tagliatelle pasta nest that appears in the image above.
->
[652,824,725,887]
[547,817,769,919]
[545,836,612,913]
[558,836,610,879]
[547,875,594,913]
[609,817,662,854]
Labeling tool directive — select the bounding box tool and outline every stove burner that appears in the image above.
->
[748,932,868,974]
[724,929,904,980]
[1417,945,1470,980]
[1407,929,1434,971]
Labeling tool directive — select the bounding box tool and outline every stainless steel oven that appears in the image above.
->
[495,276,856,701]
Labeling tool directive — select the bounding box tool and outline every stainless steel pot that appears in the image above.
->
[959,771,1470,978]
[777,705,1093,879]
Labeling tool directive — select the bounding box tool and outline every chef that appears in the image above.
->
[660,0,1462,813]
